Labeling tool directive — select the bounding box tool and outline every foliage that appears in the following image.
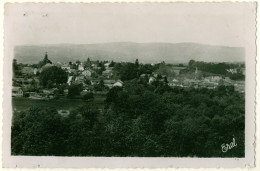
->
[12,59,245,157]
[67,84,83,98]
[119,63,139,81]
[83,92,94,101]
[13,59,22,77]
[187,60,245,81]
[39,66,68,88]
[94,80,106,91]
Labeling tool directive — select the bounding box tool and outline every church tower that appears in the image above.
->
[44,52,48,60]
[195,67,198,80]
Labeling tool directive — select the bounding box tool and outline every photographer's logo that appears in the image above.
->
[221,138,237,152]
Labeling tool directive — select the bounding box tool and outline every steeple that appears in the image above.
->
[195,67,198,80]
[44,52,48,60]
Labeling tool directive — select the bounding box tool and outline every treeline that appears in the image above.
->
[113,59,160,81]
[187,60,245,80]
[12,80,245,157]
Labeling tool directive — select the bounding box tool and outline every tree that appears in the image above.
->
[11,107,66,155]
[13,59,22,76]
[67,84,83,98]
[188,59,196,71]
[39,66,68,87]
[94,79,105,91]
[164,76,168,84]
[76,60,81,65]
[109,60,115,67]
[84,79,91,85]
[120,63,138,81]
[83,92,94,101]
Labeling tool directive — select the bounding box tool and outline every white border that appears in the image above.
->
[0,0,258,169]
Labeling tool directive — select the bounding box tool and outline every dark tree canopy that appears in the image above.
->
[120,63,139,81]
[39,66,68,87]
[12,59,245,157]
[67,84,83,98]
[12,84,245,157]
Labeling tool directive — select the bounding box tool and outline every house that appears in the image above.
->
[211,76,222,82]
[91,79,100,85]
[104,80,116,89]
[41,63,54,70]
[172,66,186,75]
[75,75,85,84]
[234,81,245,93]
[21,67,34,75]
[223,77,233,85]
[227,68,237,74]
[113,80,123,87]
[102,70,113,79]
[104,62,111,68]
[61,64,71,71]
[152,73,158,78]
[140,74,146,78]
[204,76,221,83]
[82,69,92,77]
[33,68,38,75]
[13,77,25,85]
[168,79,180,87]
[12,87,23,97]
[149,76,156,84]
[91,64,101,70]
[106,67,114,72]
[67,76,73,85]
[64,89,69,94]
[78,63,84,71]
[203,82,217,89]
[42,89,54,94]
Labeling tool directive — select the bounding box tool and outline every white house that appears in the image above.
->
[149,76,156,84]
[61,64,71,71]
[78,63,84,71]
[102,70,113,79]
[113,80,123,87]
[33,68,38,75]
[104,62,111,68]
[227,68,237,74]
[104,80,116,89]
[12,87,23,97]
[67,76,73,85]
[75,75,85,84]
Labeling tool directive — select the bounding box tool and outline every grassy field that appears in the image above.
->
[12,95,106,112]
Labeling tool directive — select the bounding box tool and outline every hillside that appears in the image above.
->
[14,42,245,64]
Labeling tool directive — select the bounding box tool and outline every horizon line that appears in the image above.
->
[14,42,245,49]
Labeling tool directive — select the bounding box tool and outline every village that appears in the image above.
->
[12,52,245,103]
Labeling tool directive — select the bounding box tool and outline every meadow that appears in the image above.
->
[12,94,106,112]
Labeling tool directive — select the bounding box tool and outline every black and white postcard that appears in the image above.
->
[1,1,257,168]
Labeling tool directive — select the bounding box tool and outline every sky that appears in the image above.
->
[4,3,253,47]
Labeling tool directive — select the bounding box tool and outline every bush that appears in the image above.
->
[83,92,94,101]
[67,84,83,98]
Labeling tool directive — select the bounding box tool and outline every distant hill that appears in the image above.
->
[14,42,245,64]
